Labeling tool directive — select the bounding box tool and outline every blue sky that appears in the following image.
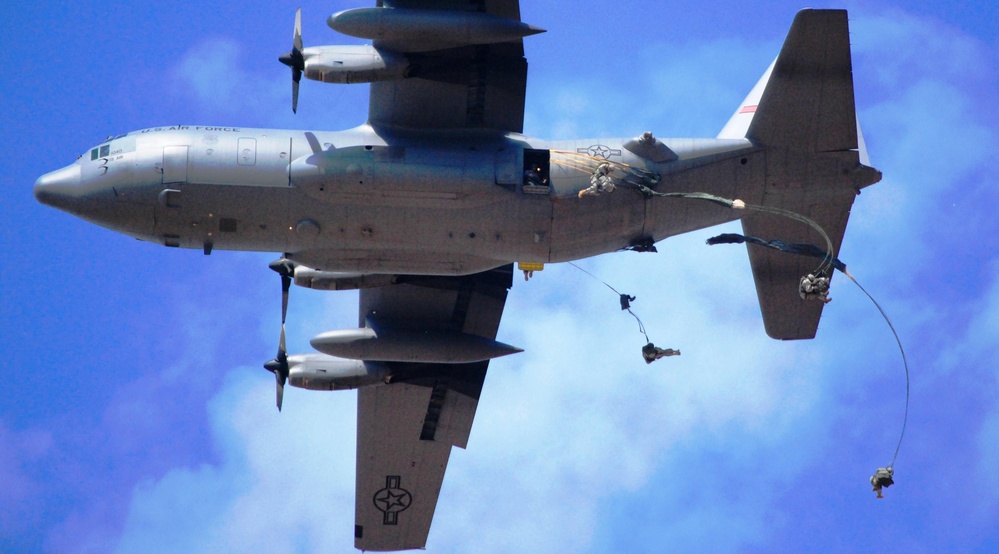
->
[3,1,998,552]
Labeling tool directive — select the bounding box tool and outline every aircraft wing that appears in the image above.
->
[367,0,534,132]
[353,265,513,551]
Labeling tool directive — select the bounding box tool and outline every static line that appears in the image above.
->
[706,234,911,478]
[568,261,649,342]
[842,270,910,469]
[550,150,837,276]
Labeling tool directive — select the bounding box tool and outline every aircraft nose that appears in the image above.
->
[34,163,82,210]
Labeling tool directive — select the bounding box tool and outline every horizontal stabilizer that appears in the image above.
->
[742,193,855,340]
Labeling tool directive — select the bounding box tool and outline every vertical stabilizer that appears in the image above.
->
[717,59,775,139]
[856,115,871,166]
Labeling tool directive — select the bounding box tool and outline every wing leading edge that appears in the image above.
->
[354,265,513,551]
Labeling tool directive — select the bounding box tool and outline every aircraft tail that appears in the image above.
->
[718,9,858,150]
[716,60,773,141]
[718,9,881,340]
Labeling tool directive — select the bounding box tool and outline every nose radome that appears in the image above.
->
[34,164,82,209]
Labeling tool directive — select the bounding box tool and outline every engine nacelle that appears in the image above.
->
[303,45,410,84]
[287,353,390,391]
[294,265,397,291]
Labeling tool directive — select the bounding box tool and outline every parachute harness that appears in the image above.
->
[553,149,909,496]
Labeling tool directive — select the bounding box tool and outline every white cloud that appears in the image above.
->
[0,422,53,540]
[169,39,263,115]
[951,262,999,509]
[113,368,357,554]
[108,257,361,554]
[850,10,994,91]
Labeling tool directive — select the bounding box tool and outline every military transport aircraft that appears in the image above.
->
[34,2,881,551]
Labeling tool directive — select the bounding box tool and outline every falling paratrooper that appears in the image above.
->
[799,272,832,303]
[870,467,895,499]
[578,162,617,198]
[642,342,680,363]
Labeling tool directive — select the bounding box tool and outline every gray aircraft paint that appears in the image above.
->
[35,124,762,274]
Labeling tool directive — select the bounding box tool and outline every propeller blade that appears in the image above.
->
[281,274,290,323]
[265,258,295,411]
[276,368,286,411]
[279,8,306,113]
[264,325,290,411]
[263,351,288,412]
[293,8,303,52]
[269,257,295,323]
[275,324,288,411]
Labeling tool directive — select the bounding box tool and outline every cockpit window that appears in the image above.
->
[90,144,111,160]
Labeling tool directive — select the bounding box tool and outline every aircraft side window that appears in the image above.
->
[99,145,110,158]
[91,148,99,161]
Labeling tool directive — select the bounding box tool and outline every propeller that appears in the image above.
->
[278,8,305,113]
[264,257,296,411]
[264,326,289,411]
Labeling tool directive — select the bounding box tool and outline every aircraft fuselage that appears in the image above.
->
[36,123,769,275]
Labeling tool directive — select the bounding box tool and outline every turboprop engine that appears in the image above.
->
[263,257,523,410]
[278,7,544,111]
[302,45,412,84]
[293,266,397,291]
[286,354,390,391]
[279,10,412,111]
